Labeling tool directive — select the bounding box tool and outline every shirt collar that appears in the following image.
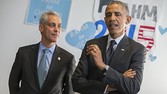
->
[39,42,55,53]
[107,33,125,45]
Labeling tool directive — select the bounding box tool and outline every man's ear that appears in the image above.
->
[39,24,43,33]
[104,17,107,23]
[126,16,132,25]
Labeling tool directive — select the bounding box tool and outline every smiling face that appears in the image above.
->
[39,14,62,47]
[104,3,131,39]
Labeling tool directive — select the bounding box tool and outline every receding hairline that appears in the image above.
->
[39,11,61,25]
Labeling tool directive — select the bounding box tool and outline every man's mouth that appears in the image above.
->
[109,21,118,28]
[51,33,59,37]
[110,23,118,28]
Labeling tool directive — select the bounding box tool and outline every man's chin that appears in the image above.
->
[50,38,58,43]
[108,29,118,33]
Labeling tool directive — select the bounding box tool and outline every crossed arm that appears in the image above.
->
[87,44,137,92]
[107,69,136,92]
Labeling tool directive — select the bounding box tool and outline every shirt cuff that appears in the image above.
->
[103,65,109,75]
[103,85,109,94]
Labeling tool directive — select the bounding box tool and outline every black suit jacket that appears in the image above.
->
[9,43,76,94]
[72,35,146,94]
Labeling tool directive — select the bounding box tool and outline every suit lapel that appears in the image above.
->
[42,45,63,88]
[109,35,130,67]
[98,35,108,64]
[29,43,40,88]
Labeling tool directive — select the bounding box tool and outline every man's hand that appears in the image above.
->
[86,44,106,71]
[107,85,118,92]
[107,69,136,92]
[123,69,136,78]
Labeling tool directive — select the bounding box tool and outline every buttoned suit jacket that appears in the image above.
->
[72,35,146,94]
[9,43,76,94]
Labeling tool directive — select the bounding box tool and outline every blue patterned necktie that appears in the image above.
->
[106,40,116,64]
[38,49,49,88]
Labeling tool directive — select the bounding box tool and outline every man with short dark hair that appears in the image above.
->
[72,1,146,94]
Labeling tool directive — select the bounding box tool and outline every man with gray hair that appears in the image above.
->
[9,10,76,94]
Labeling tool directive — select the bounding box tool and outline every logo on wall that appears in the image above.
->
[159,26,167,35]
[25,0,71,30]
[66,22,96,50]
[66,0,112,50]
[65,0,165,62]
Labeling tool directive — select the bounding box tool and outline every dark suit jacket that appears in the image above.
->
[9,43,76,94]
[72,35,146,94]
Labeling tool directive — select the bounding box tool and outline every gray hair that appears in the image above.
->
[108,0,129,15]
[39,10,60,25]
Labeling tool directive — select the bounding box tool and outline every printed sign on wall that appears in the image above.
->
[25,0,72,30]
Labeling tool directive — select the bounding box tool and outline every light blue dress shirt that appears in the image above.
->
[37,42,55,75]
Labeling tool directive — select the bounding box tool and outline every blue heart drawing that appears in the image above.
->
[159,26,167,35]
[149,54,157,62]
[66,22,96,50]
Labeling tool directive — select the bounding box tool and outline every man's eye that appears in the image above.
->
[58,25,62,28]
[115,12,121,16]
[106,13,112,17]
[48,23,56,27]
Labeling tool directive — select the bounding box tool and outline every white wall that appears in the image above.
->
[0,0,167,94]
[0,0,40,94]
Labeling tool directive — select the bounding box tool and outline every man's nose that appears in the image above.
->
[53,26,61,32]
[110,15,116,21]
